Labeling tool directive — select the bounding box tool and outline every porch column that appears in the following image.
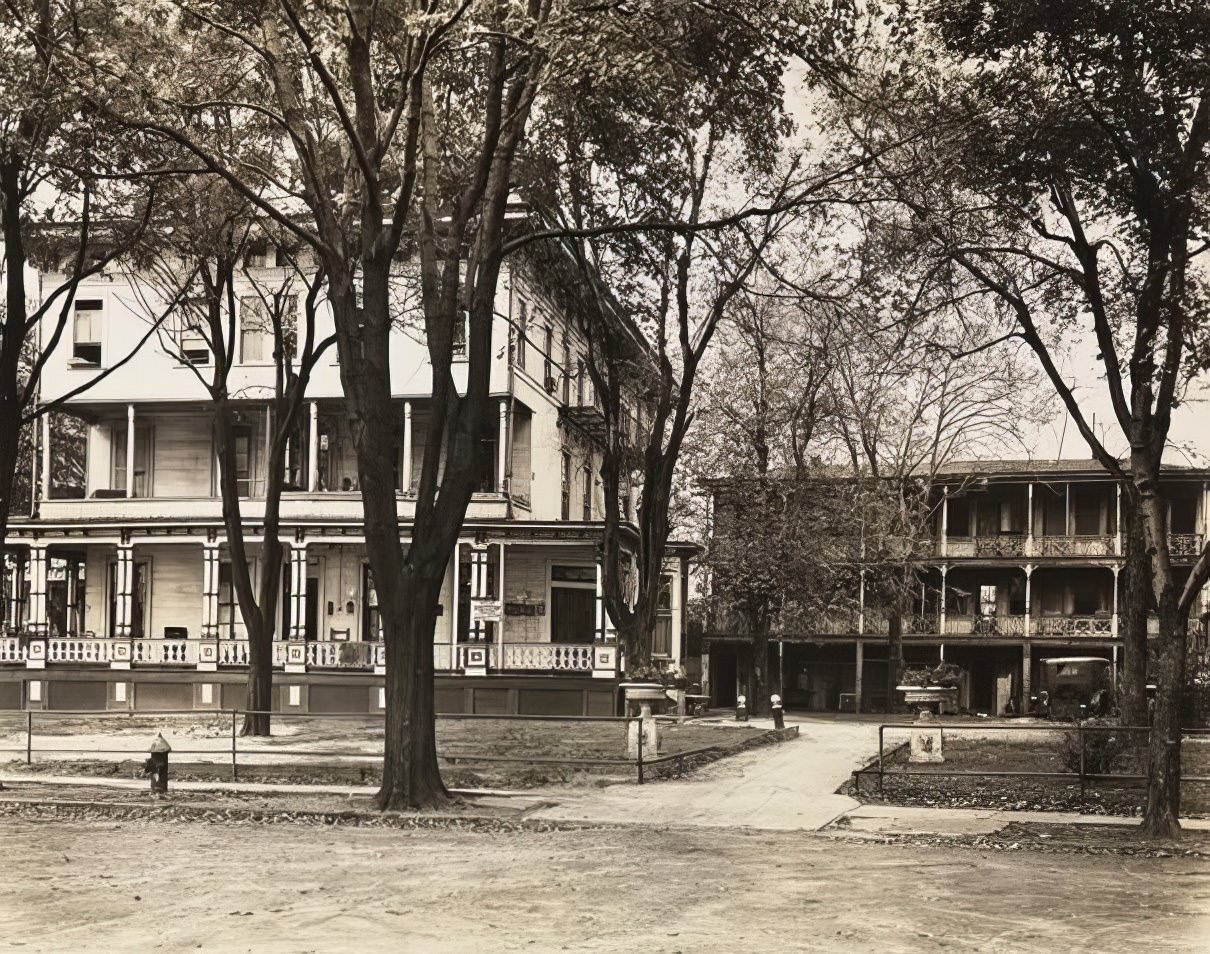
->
[1064,482,1071,536]
[497,541,506,647]
[1026,482,1035,556]
[940,486,949,557]
[854,641,864,714]
[289,544,308,640]
[497,399,508,493]
[939,564,948,635]
[401,401,413,493]
[114,544,135,638]
[307,401,319,492]
[200,543,221,639]
[26,544,48,636]
[1023,564,1033,637]
[595,554,605,641]
[450,544,460,649]
[40,413,51,502]
[1115,483,1123,556]
[1111,565,1121,637]
[857,568,866,636]
[125,404,136,498]
[1022,640,1032,708]
[6,553,25,629]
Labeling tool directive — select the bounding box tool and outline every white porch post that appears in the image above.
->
[40,413,51,502]
[1026,482,1035,556]
[497,541,506,648]
[125,404,136,498]
[401,401,413,493]
[450,544,460,648]
[940,486,949,557]
[939,564,948,635]
[858,568,866,636]
[7,553,24,629]
[1112,565,1121,637]
[1023,564,1033,638]
[307,401,319,492]
[115,544,135,638]
[26,544,48,636]
[201,543,221,639]
[289,545,308,640]
[1065,482,1071,536]
[497,399,508,493]
[1115,483,1123,556]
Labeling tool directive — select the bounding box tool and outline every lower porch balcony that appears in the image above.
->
[0,634,618,677]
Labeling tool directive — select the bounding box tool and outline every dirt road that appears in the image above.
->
[4,815,1209,953]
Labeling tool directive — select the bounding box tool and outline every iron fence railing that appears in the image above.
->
[853,721,1210,802]
[0,708,751,787]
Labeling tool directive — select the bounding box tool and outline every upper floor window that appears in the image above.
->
[560,450,571,521]
[178,298,210,365]
[576,359,586,406]
[515,299,528,371]
[582,464,592,521]
[111,424,153,497]
[653,574,674,657]
[72,299,104,366]
[561,334,571,404]
[240,296,271,364]
[543,325,555,391]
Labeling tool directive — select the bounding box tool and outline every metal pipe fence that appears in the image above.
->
[0,707,743,785]
[855,721,1210,799]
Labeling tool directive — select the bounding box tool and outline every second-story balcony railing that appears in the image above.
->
[943,614,1028,636]
[1170,533,1206,559]
[1032,615,1115,637]
[941,534,1118,558]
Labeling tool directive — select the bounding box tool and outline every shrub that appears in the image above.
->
[1059,718,1129,775]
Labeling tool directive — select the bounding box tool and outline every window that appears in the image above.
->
[543,325,554,390]
[457,544,499,643]
[562,335,571,404]
[653,574,674,657]
[515,300,528,371]
[111,425,153,497]
[979,584,998,618]
[560,451,571,521]
[178,300,210,365]
[452,309,468,358]
[1172,497,1199,535]
[947,498,971,537]
[1073,492,1101,535]
[582,465,592,521]
[232,422,262,497]
[217,562,239,637]
[576,359,586,406]
[72,299,103,366]
[240,296,271,363]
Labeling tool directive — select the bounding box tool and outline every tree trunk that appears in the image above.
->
[886,612,904,714]
[242,618,273,737]
[1119,496,1150,727]
[751,626,770,716]
[1141,596,1186,839]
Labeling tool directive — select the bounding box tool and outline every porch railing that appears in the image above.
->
[942,614,1027,636]
[1,636,614,674]
[1032,615,1114,637]
[1170,533,1206,559]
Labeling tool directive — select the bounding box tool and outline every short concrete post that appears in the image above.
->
[735,694,748,722]
[909,710,944,763]
[771,694,785,730]
[145,733,171,794]
[626,702,659,758]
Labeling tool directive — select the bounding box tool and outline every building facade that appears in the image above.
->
[703,461,1210,714]
[0,248,690,716]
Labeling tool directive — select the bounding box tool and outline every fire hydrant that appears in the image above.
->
[771,694,785,730]
[144,733,171,794]
[735,694,748,722]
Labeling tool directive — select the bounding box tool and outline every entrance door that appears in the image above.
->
[305,578,320,641]
[550,587,595,644]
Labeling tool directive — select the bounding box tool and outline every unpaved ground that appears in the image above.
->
[3,815,1209,953]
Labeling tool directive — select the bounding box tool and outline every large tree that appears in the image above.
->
[844,0,1210,836]
[131,177,330,736]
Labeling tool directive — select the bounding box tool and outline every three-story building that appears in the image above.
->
[0,245,691,717]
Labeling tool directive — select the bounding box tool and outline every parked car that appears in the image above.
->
[1034,656,1115,720]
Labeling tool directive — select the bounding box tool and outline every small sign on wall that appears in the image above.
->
[505,601,545,617]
